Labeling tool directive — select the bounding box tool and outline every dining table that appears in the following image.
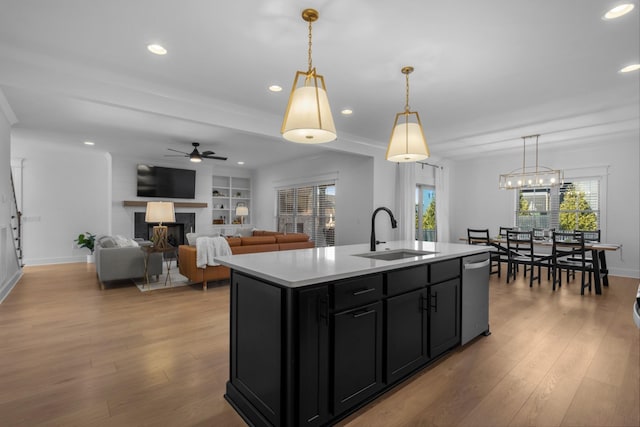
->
[463,236,622,295]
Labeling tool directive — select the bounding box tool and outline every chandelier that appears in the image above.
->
[498,134,563,190]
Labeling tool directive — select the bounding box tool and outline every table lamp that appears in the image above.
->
[145,201,175,249]
[235,203,249,225]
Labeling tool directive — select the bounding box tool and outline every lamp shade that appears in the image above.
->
[235,206,249,216]
[282,72,336,144]
[386,113,430,162]
[145,201,175,224]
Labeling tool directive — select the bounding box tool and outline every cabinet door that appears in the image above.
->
[297,287,329,426]
[230,273,282,426]
[429,278,460,358]
[332,301,383,416]
[385,288,429,384]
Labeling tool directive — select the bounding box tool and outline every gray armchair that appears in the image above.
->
[95,236,162,289]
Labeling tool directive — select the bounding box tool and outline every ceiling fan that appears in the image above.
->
[167,142,228,163]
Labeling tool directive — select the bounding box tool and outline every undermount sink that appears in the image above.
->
[353,249,439,261]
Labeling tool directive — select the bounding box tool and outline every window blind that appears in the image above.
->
[277,182,336,247]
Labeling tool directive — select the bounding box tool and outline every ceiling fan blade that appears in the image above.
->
[203,155,228,161]
[201,151,215,156]
[165,154,187,157]
[167,148,188,155]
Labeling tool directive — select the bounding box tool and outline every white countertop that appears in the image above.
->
[214,240,489,288]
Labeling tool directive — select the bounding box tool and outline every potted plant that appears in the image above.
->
[75,232,96,263]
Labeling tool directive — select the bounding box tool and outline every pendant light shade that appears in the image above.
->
[386,66,429,162]
[282,72,336,143]
[281,9,336,144]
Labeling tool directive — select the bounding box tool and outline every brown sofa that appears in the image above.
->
[178,231,314,289]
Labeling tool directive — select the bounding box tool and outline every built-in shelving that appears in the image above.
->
[212,175,251,225]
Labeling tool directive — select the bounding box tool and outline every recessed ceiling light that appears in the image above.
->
[341,109,353,116]
[147,44,167,55]
[603,3,635,19]
[237,161,245,165]
[268,85,283,92]
[84,141,95,146]
[620,63,640,73]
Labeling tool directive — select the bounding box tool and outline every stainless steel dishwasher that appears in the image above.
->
[461,252,491,345]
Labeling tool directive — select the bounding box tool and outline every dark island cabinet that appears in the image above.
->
[385,288,429,383]
[332,301,383,415]
[428,278,460,358]
[297,286,330,426]
[226,253,483,427]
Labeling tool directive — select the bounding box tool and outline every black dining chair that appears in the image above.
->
[467,228,503,276]
[499,226,514,238]
[552,231,594,294]
[506,230,553,287]
[532,227,554,240]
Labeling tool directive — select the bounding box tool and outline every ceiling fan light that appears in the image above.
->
[189,149,202,163]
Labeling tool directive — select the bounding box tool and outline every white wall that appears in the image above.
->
[449,133,640,278]
[253,151,380,245]
[0,92,22,301]
[10,136,110,265]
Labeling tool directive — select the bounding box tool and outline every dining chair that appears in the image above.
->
[566,229,600,268]
[506,230,553,287]
[499,226,514,238]
[467,228,502,276]
[532,227,554,240]
[552,231,593,294]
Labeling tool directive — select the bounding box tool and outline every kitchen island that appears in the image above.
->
[215,241,491,427]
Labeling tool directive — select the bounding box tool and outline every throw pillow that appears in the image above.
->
[114,235,138,247]
[187,232,221,245]
[99,236,117,248]
[186,232,199,246]
[235,227,254,238]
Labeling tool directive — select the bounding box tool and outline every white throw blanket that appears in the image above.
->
[196,236,232,268]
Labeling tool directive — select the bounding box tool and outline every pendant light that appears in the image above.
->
[281,9,337,144]
[498,134,563,189]
[386,66,430,162]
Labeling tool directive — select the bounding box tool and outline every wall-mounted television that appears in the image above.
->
[136,164,196,199]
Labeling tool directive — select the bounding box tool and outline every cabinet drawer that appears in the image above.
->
[385,265,428,297]
[333,274,383,312]
[429,258,460,283]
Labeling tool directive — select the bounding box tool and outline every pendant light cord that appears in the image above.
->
[307,19,313,73]
[405,72,410,112]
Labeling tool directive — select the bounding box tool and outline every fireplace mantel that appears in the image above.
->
[123,201,207,208]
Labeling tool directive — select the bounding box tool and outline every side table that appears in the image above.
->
[140,245,179,289]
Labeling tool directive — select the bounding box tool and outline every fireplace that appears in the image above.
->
[134,212,195,247]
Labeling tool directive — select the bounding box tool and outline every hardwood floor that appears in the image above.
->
[0,263,638,426]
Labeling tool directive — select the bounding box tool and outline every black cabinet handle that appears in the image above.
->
[352,288,376,296]
[431,292,438,313]
[353,308,376,318]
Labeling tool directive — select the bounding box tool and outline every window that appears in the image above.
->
[515,178,600,231]
[277,183,336,247]
[415,185,436,241]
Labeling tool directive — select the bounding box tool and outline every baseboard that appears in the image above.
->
[0,268,23,304]
[609,268,640,279]
[21,256,86,266]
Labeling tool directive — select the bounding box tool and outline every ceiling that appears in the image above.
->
[1,0,638,168]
